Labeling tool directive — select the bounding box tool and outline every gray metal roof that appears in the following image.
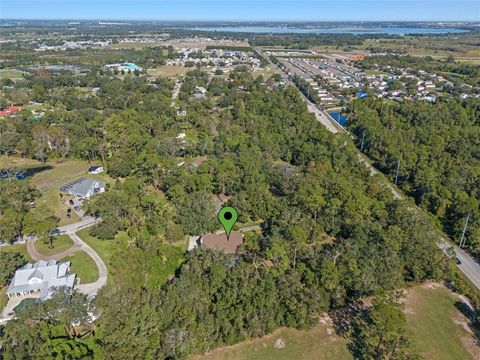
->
[7,260,76,299]
[60,178,105,198]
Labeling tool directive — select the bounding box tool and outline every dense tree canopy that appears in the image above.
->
[0,180,40,244]
[347,98,480,256]
[0,68,456,359]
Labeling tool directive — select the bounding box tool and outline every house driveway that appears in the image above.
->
[27,236,81,261]
[1,293,39,319]
[25,218,107,297]
[68,231,107,297]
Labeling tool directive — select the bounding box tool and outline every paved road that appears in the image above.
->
[256,48,342,134]
[259,47,480,289]
[27,236,81,261]
[439,238,480,289]
[57,216,100,234]
[239,225,262,232]
[306,102,340,134]
[68,231,108,297]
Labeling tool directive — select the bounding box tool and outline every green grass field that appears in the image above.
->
[29,159,108,193]
[0,157,113,225]
[0,157,111,193]
[37,189,81,226]
[271,34,480,64]
[0,243,33,261]
[108,41,166,49]
[77,229,185,289]
[405,285,475,360]
[35,235,74,257]
[0,69,25,79]
[0,156,41,170]
[60,251,99,284]
[147,66,190,78]
[77,229,126,285]
[192,284,477,360]
[192,324,352,360]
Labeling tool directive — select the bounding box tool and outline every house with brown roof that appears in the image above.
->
[190,231,244,255]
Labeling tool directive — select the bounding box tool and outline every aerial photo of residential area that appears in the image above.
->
[0,0,479,359]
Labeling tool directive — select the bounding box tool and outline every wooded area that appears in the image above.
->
[347,98,480,257]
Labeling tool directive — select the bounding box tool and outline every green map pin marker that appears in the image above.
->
[218,206,238,240]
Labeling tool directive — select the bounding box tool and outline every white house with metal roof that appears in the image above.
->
[88,165,104,174]
[60,178,105,199]
[7,260,76,300]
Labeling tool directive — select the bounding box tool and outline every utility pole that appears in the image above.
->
[360,130,366,152]
[394,160,400,185]
[459,213,470,248]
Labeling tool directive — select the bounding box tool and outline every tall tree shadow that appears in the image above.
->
[454,301,480,346]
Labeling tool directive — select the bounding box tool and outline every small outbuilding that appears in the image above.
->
[88,165,104,174]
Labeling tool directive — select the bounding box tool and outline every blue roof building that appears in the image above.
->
[105,62,142,72]
[121,62,141,71]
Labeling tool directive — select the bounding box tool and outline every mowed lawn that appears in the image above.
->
[0,69,25,79]
[35,235,74,257]
[108,41,166,49]
[404,284,477,360]
[1,157,113,225]
[192,324,352,360]
[36,188,81,226]
[147,65,190,78]
[0,157,111,193]
[76,229,127,285]
[0,156,41,170]
[0,243,33,261]
[60,251,98,284]
[26,159,106,193]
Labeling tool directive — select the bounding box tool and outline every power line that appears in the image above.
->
[459,213,470,248]
[360,130,366,152]
[394,160,400,185]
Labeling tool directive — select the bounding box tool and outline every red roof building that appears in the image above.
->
[0,106,23,117]
[5,106,23,111]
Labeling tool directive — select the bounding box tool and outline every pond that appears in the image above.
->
[329,112,348,126]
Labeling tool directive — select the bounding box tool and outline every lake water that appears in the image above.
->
[187,26,468,35]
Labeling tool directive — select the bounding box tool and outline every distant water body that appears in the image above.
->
[187,26,468,35]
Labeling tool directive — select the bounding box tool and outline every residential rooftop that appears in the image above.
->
[7,260,76,300]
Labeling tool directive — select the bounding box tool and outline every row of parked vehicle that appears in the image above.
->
[66,199,82,219]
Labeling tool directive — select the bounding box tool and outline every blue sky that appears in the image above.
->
[1,1,479,21]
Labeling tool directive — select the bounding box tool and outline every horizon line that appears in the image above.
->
[2,18,479,22]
